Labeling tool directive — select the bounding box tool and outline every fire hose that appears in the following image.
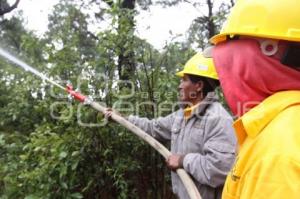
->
[66,85,202,199]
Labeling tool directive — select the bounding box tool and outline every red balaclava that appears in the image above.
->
[213,39,300,117]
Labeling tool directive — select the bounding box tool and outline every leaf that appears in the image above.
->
[71,151,79,156]
[70,193,83,199]
[0,134,5,145]
[71,162,78,170]
[59,151,67,159]
[19,155,27,160]
[24,195,39,199]
[33,146,41,152]
[61,182,68,189]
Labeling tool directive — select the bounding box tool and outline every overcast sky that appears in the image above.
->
[7,0,201,49]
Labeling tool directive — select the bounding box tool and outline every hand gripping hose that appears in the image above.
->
[66,85,202,199]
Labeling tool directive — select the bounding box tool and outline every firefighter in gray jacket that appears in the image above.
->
[105,53,236,199]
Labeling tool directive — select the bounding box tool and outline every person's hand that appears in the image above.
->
[165,154,185,171]
[104,108,113,120]
[104,108,123,122]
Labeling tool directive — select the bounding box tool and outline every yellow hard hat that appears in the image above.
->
[176,53,218,80]
[210,0,300,44]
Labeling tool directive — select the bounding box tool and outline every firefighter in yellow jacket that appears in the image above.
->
[207,0,300,198]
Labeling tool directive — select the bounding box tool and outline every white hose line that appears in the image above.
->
[90,101,202,199]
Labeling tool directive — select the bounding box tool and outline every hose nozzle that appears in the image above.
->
[66,85,87,103]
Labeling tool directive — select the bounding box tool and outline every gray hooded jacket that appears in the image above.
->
[128,92,236,199]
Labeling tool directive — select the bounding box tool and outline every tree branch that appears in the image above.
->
[0,0,21,16]
[230,0,235,7]
[102,0,114,7]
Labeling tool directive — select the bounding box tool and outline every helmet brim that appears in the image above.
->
[176,71,184,77]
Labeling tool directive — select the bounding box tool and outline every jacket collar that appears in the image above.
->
[184,92,218,119]
[191,92,218,117]
[234,90,300,145]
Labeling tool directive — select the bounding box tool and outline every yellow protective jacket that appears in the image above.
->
[222,90,300,199]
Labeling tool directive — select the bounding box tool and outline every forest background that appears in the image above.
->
[0,0,234,198]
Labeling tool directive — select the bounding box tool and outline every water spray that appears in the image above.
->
[0,48,202,199]
[0,48,65,90]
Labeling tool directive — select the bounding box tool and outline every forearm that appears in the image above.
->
[128,115,172,141]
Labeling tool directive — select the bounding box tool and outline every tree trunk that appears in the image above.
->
[117,0,136,88]
[206,0,216,38]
